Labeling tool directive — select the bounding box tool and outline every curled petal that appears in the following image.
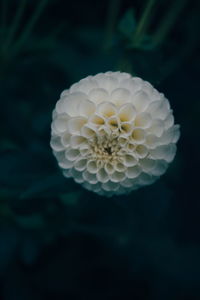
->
[50,136,65,151]
[107,116,119,131]
[126,166,141,178]
[70,78,98,94]
[74,158,88,171]
[132,128,146,143]
[89,88,109,104]
[135,145,148,158]
[71,169,84,183]
[60,89,69,98]
[94,74,118,92]
[83,171,98,184]
[110,171,126,182]
[104,162,115,174]
[138,173,156,185]
[112,72,131,82]
[120,178,135,188]
[81,125,96,138]
[140,158,156,171]
[150,144,177,162]
[78,99,95,117]
[54,151,73,169]
[148,119,164,137]
[159,125,180,145]
[120,122,133,135]
[147,99,169,120]
[102,181,119,191]
[52,115,68,133]
[114,161,126,172]
[89,114,105,126]
[65,149,80,161]
[120,78,142,95]
[70,135,86,148]
[97,168,109,183]
[97,102,117,118]
[61,92,88,116]
[87,160,98,173]
[132,91,149,111]
[68,117,87,134]
[134,112,152,128]
[63,169,72,178]
[59,159,73,169]
[61,132,71,147]
[111,88,131,106]
[145,134,159,149]
[164,111,174,129]
[124,154,137,167]
[151,160,168,176]
[118,103,136,122]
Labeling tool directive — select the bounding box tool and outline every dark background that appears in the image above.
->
[0,0,200,299]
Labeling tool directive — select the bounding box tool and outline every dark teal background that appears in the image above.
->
[0,0,200,299]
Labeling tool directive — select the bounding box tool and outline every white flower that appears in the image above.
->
[50,71,180,196]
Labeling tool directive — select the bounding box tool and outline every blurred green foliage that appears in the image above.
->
[0,0,200,299]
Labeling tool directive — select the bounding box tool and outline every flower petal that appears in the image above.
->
[89,88,109,104]
[111,88,131,106]
[132,91,149,111]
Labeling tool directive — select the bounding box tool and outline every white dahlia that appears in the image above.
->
[50,71,180,196]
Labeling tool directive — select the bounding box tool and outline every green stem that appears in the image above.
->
[152,0,188,47]
[104,0,121,50]
[11,0,49,57]
[133,0,157,47]
[3,0,27,50]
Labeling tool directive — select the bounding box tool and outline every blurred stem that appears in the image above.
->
[159,5,200,82]
[11,0,49,57]
[132,0,157,47]
[152,0,188,47]
[104,0,121,50]
[3,0,27,51]
[28,22,65,52]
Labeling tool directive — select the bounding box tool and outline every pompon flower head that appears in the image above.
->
[50,71,180,196]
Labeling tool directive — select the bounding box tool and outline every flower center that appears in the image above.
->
[104,146,112,155]
[89,134,122,163]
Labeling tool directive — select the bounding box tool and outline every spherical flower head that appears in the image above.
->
[50,71,180,196]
